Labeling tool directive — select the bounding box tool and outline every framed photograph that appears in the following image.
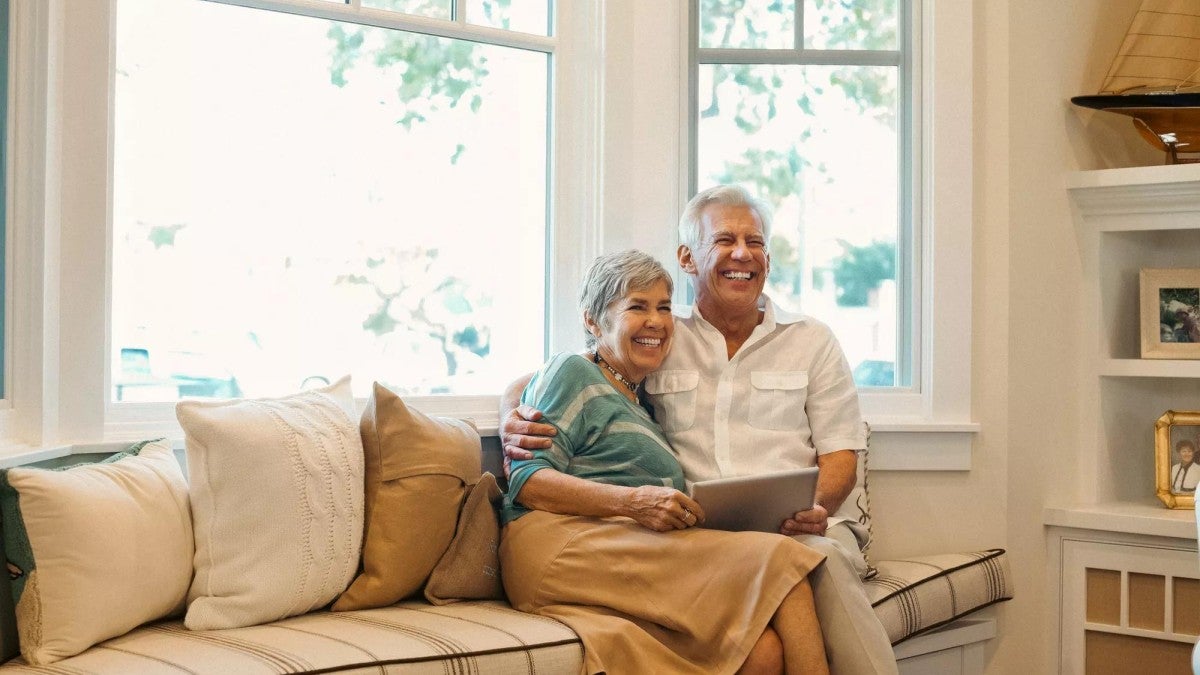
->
[1140,268,1200,359]
[1154,410,1198,509]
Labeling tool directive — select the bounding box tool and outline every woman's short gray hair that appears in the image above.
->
[677,184,773,253]
[580,250,673,349]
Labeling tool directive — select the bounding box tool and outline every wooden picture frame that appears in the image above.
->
[1140,268,1200,359]
[1154,410,1198,509]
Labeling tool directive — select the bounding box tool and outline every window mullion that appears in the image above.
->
[794,0,803,50]
[203,0,556,53]
[697,47,900,67]
[452,0,466,24]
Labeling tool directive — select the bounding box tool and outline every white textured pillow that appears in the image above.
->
[178,376,364,630]
[0,439,193,665]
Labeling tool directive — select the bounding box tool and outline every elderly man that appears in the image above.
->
[501,184,897,674]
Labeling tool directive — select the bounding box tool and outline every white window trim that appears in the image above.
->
[864,0,979,468]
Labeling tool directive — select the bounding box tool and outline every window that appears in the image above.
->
[692,0,911,389]
[688,0,977,458]
[111,0,552,401]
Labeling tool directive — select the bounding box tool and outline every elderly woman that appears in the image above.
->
[500,250,828,675]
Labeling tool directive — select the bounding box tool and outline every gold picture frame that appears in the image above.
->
[1140,268,1200,359]
[1154,410,1198,509]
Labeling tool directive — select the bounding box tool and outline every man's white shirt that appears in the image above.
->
[644,296,866,489]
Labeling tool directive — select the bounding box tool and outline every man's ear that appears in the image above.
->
[678,244,696,274]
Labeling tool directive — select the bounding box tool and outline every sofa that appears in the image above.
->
[0,378,1011,674]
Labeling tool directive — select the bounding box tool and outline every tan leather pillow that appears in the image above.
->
[424,472,505,605]
[332,382,481,611]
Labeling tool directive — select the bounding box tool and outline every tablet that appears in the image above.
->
[690,467,819,533]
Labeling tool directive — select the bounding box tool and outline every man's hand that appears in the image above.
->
[623,486,705,532]
[500,405,556,461]
[780,504,829,537]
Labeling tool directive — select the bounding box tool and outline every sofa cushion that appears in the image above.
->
[0,439,192,665]
[333,382,481,611]
[425,472,505,605]
[865,548,1012,644]
[177,376,364,630]
[0,601,583,674]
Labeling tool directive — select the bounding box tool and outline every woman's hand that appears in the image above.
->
[622,486,706,532]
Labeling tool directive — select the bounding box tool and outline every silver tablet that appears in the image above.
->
[690,467,819,533]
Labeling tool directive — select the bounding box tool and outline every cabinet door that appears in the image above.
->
[1062,539,1199,674]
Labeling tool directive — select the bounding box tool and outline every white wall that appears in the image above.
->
[864,2,1160,673]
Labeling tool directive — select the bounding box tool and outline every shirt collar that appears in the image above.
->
[685,294,807,330]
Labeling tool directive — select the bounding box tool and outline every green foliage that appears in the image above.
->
[768,236,803,295]
[831,239,895,306]
[715,147,808,202]
[325,0,512,163]
[147,223,187,249]
[811,0,897,51]
[1160,288,1199,307]
[334,246,491,376]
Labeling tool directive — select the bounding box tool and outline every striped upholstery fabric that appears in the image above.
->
[0,552,1009,672]
[0,601,582,674]
[865,548,1012,645]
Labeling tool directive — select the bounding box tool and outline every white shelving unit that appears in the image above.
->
[1049,165,1200,673]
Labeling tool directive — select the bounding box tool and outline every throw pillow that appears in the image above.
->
[425,472,505,605]
[0,439,192,665]
[178,375,363,630]
[332,382,481,611]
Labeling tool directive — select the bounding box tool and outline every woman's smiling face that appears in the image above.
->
[587,279,674,383]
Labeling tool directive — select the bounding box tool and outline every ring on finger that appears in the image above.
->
[683,507,694,522]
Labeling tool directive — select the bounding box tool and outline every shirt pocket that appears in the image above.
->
[748,371,808,431]
[644,370,699,433]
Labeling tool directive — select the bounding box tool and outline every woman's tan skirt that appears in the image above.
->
[500,511,826,675]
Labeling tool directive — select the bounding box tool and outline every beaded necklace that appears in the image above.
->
[592,350,641,397]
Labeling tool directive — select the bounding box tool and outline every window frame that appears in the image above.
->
[8,0,602,446]
[690,0,916,399]
[686,0,977,467]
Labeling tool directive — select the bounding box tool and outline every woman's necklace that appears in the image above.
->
[592,351,641,397]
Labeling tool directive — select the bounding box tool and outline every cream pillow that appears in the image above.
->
[0,439,193,665]
[178,376,364,630]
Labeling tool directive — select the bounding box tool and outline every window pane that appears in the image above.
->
[362,0,451,21]
[804,0,897,50]
[113,0,548,400]
[467,0,550,36]
[697,63,902,387]
[700,0,796,50]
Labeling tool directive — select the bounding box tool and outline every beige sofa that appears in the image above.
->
[0,442,1010,674]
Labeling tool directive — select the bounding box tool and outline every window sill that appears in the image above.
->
[101,401,976,471]
[865,419,980,471]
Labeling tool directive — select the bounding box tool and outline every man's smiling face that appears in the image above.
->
[679,203,770,316]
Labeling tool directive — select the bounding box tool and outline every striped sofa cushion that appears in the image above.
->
[0,552,1010,672]
[865,548,1012,645]
[0,601,582,674]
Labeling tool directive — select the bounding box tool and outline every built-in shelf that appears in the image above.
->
[1100,359,1200,378]
[1066,164,1200,190]
[1044,500,1197,541]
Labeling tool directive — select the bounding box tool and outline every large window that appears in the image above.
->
[693,0,910,389]
[111,0,551,401]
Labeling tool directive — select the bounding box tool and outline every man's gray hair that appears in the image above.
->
[580,250,673,349]
[677,184,774,253]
